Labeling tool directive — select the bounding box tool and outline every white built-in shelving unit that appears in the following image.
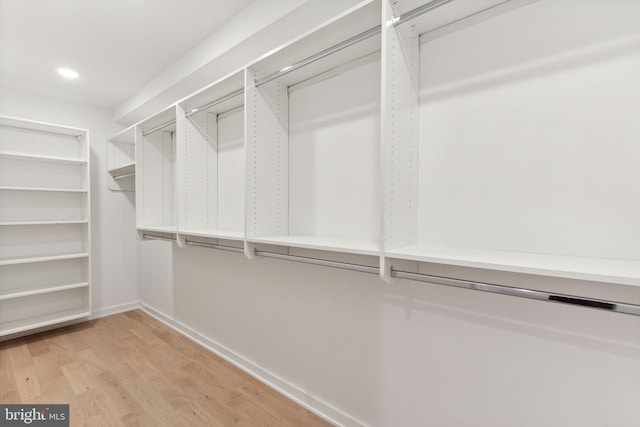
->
[107,125,135,192]
[176,70,245,244]
[135,107,177,236]
[381,0,640,286]
[246,0,382,257]
[0,115,91,338]
[111,0,640,291]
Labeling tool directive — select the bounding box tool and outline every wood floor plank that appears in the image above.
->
[14,365,42,400]
[0,310,332,426]
[0,373,21,403]
[60,360,96,395]
[39,375,77,404]
[33,352,64,382]
[7,340,33,369]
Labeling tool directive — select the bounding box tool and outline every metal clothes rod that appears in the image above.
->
[142,119,176,137]
[254,26,381,88]
[255,250,380,275]
[185,239,244,253]
[113,172,135,180]
[253,0,453,88]
[142,233,176,242]
[185,88,245,119]
[393,0,454,26]
[391,269,640,317]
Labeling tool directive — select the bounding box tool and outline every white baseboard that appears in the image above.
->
[137,302,365,427]
[90,301,141,319]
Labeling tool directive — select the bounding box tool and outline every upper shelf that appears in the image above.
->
[108,162,135,178]
[0,115,87,137]
[248,0,381,86]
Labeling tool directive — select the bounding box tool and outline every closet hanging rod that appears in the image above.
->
[142,233,176,242]
[113,172,135,180]
[392,0,454,26]
[142,119,176,137]
[391,269,640,317]
[254,247,640,316]
[254,249,380,275]
[185,88,245,118]
[185,239,244,253]
[254,26,381,88]
[253,0,453,88]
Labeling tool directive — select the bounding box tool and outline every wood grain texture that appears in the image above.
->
[0,310,332,426]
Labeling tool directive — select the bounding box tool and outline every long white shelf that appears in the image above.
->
[248,235,380,256]
[386,244,640,287]
[0,307,90,338]
[179,228,244,241]
[0,151,87,165]
[0,186,88,193]
[108,162,135,177]
[138,225,177,234]
[0,281,89,301]
[0,220,88,226]
[0,253,89,266]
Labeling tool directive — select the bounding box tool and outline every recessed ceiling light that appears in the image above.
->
[57,68,79,79]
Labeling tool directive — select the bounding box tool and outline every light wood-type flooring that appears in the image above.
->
[0,310,331,426]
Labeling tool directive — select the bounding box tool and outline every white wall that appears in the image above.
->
[171,246,640,427]
[0,86,138,314]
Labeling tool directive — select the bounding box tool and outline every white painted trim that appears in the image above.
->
[138,303,366,427]
[89,302,141,319]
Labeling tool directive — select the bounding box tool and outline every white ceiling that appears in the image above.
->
[0,0,255,110]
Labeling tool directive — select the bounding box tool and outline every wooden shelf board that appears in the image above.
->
[386,244,640,286]
[0,307,90,337]
[0,151,87,164]
[0,253,89,266]
[0,282,89,301]
[249,235,380,256]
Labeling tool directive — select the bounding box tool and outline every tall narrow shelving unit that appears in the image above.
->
[382,0,640,286]
[176,70,245,245]
[246,0,382,257]
[136,107,177,237]
[107,125,135,192]
[0,115,91,339]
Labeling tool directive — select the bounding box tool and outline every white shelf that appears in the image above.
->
[249,235,380,257]
[387,244,640,287]
[0,115,91,339]
[0,151,86,164]
[0,281,89,301]
[138,225,177,234]
[0,220,88,226]
[246,1,382,254]
[180,228,243,241]
[0,253,89,266]
[0,307,90,338]
[108,162,135,177]
[136,107,177,230]
[0,186,87,193]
